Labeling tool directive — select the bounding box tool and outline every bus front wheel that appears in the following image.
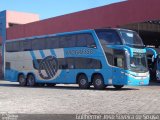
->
[18,74,27,86]
[113,85,124,90]
[93,75,105,90]
[27,74,36,87]
[78,74,90,89]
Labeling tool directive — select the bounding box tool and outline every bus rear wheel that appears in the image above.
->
[18,74,27,86]
[78,74,90,89]
[113,85,124,90]
[27,74,36,87]
[93,75,105,90]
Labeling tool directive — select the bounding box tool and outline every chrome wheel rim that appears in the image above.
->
[19,76,25,84]
[80,79,86,85]
[95,79,102,86]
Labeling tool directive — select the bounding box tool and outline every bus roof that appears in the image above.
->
[6,29,95,42]
[6,28,135,42]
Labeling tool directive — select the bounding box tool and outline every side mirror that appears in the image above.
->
[151,55,155,62]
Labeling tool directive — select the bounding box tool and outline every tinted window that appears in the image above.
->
[32,38,46,50]
[89,59,102,69]
[66,58,75,69]
[6,42,12,52]
[86,34,96,47]
[105,53,114,66]
[96,30,122,45]
[46,37,59,49]
[58,58,68,69]
[59,36,68,48]
[32,58,101,70]
[20,40,32,51]
[6,41,20,52]
[66,35,76,47]
[119,30,143,46]
[77,34,87,47]
[74,58,101,69]
[114,50,125,68]
[6,33,96,52]
[77,34,95,47]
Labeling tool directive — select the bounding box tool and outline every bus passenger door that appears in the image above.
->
[112,50,125,85]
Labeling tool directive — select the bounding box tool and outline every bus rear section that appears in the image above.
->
[5,29,149,90]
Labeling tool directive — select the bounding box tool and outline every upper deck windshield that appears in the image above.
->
[118,30,144,46]
[95,29,122,45]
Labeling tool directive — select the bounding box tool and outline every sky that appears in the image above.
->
[0,0,125,20]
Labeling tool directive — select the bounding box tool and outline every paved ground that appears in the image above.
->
[0,80,160,114]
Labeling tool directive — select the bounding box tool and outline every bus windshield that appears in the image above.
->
[130,53,148,72]
[119,30,144,46]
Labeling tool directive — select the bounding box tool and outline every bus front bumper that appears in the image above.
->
[124,72,150,86]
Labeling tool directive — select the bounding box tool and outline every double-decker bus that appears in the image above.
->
[146,47,160,81]
[5,28,149,89]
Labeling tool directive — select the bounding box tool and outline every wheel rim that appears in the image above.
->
[19,76,25,84]
[80,79,86,85]
[28,76,35,86]
[95,79,102,86]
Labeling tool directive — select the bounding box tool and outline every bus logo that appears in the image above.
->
[38,56,58,80]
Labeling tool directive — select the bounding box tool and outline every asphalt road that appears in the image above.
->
[0,80,160,119]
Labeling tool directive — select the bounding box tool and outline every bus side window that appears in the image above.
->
[6,42,12,52]
[58,58,68,69]
[46,37,59,49]
[20,40,32,51]
[105,53,114,66]
[114,57,124,68]
[59,36,68,48]
[65,35,76,48]
[89,59,102,69]
[77,34,87,47]
[113,50,125,68]
[12,41,20,52]
[66,58,75,69]
[32,38,46,50]
[77,33,96,48]
[86,34,96,48]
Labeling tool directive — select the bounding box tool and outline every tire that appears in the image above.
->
[18,74,27,86]
[78,74,90,89]
[93,75,105,90]
[27,74,36,87]
[46,83,56,87]
[113,85,124,90]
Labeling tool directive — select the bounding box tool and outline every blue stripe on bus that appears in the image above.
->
[30,51,39,69]
[39,50,45,58]
[50,49,56,57]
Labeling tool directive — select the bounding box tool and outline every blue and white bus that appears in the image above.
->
[5,28,149,89]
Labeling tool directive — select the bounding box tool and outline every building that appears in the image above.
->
[1,0,160,78]
[0,10,39,78]
[6,0,160,48]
